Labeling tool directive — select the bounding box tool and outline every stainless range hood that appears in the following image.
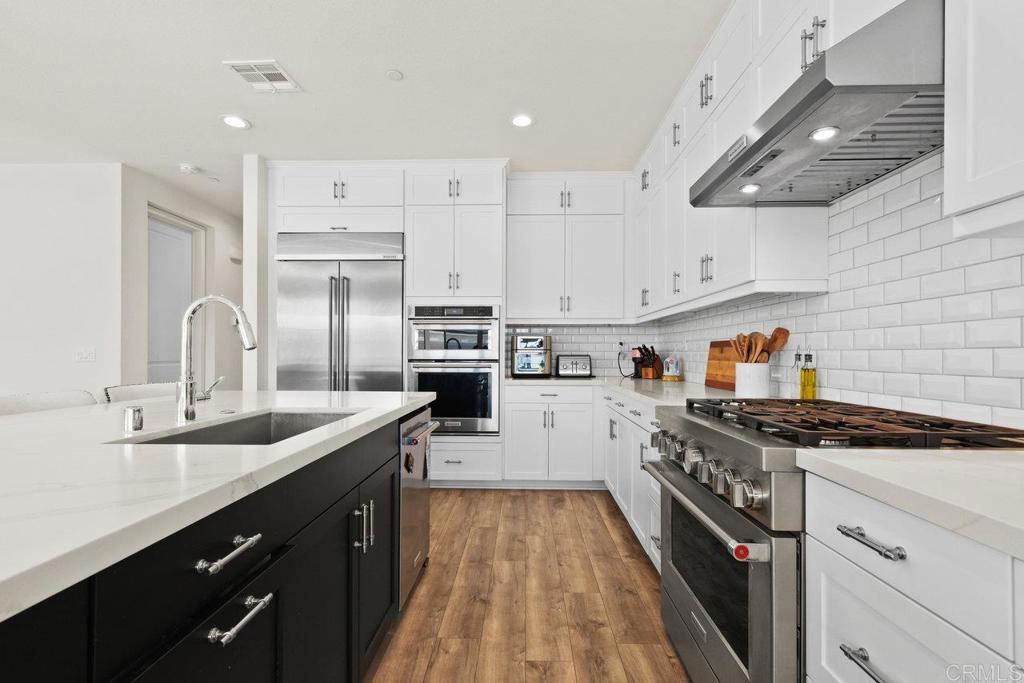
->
[690,0,943,207]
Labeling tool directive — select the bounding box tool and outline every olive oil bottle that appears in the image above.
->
[799,352,817,400]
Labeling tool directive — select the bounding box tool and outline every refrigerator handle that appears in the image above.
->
[328,276,338,391]
[340,275,349,391]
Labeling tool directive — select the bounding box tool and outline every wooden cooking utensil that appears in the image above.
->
[737,333,749,363]
[767,327,790,354]
[748,332,766,362]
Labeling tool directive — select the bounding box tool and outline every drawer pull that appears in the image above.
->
[206,593,274,646]
[837,524,907,561]
[629,409,642,417]
[603,395,613,400]
[651,534,662,550]
[839,644,888,683]
[615,402,625,408]
[194,533,262,575]
[444,459,463,464]
[539,393,558,397]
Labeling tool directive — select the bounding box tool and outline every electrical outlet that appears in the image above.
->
[75,347,96,363]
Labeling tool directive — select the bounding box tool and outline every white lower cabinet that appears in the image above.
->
[806,536,1017,683]
[429,440,502,481]
[601,406,620,501]
[504,392,594,481]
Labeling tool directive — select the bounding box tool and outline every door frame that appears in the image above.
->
[148,205,211,383]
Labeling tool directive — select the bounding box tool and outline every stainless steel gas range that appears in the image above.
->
[645,398,1024,683]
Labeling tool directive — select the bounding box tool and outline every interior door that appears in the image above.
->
[453,164,503,205]
[338,260,403,391]
[405,205,455,296]
[453,205,503,297]
[276,260,339,390]
[506,215,565,318]
[505,403,550,480]
[565,215,624,318]
[147,217,194,382]
[547,403,593,480]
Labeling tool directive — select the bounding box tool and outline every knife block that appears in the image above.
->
[641,355,663,379]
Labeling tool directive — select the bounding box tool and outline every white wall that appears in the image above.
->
[658,153,1024,428]
[121,166,244,388]
[0,164,123,395]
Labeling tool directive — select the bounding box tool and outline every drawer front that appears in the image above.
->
[430,442,501,480]
[505,385,593,404]
[806,474,1014,658]
[93,423,397,680]
[608,397,657,431]
[806,537,1017,683]
[276,206,403,233]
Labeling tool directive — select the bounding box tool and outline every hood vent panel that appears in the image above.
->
[690,0,943,207]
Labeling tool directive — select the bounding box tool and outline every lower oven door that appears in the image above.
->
[408,362,499,433]
[644,461,799,683]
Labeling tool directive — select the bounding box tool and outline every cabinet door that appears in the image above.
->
[945,0,1024,217]
[821,0,904,48]
[405,206,455,296]
[683,127,715,298]
[663,95,687,171]
[615,417,633,517]
[506,215,566,318]
[453,205,503,297]
[633,202,651,314]
[406,166,454,205]
[627,424,650,547]
[547,403,593,480]
[753,1,820,119]
[507,176,566,214]
[564,175,625,215]
[663,162,687,304]
[338,168,404,206]
[602,407,620,498]
[0,583,88,682]
[647,136,667,194]
[133,550,292,682]
[705,0,754,112]
[646,184,668,311]
[356,458,399,677]
[276,167,341,207]
[505,403,550,480]
[712,69,757,161]
[454,164,504,205]
[682,61,713,145]
[283,489,359,682]
[565,215,624,319]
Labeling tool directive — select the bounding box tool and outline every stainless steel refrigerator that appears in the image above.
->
[275,232,403,391]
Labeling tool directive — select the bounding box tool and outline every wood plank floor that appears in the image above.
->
[371,489,688,683]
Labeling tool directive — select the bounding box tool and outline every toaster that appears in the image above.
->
[556,354,592,377]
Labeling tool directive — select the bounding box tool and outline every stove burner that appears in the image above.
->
[687,398,1024,448]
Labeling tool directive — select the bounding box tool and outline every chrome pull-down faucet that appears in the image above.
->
[178,296,256,423]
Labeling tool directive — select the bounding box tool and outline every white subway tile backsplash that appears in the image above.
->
[993,407,1024,429]
[992,238,1024,259]
[840,308,870,329]
[841,266,870,290]
[840,190,868,213]
[868,174,902,199]
[869,350,902,371]
[920,375,964,402]
[854,371,885,393]
[942,401,992,424]
[901,247,941,277]
[903,397,943,415]
[869,304,901,327]
[884,326,921,349]
[829,210,854,235]
[854,196,885,225]
[965,257,1022,292]
[901,153,941,182]
[965,377,1021,409]
[854,284,885,307]
[920,167,943,199]
[900,196,942,231]
[903,350,943,374]
[829,250,854,273]
[829,331,854,349]
[884,278,921,304]
[854,328,884,349]
[921,323,965,349]
[942,239,991,269]
[995,349,1024,378]
[829,369,854,389]
[884,181,921,213]
[841,350,870,370]
[816,312,841,331]
[869,257,903,283]
[840,225,868,251]
[941,291,992,322]
[920,217,956,249]
[920,269,965,298]
[854,241,885,266]
[943,348,993,376]
[868,213,902,242]
[965,318,1022,348]
[992,287,1024,317]
[884,373,920,397]
[901,299,942,325]
[884,229,921,259]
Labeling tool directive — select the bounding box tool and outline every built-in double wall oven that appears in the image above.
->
[407,305,500,434]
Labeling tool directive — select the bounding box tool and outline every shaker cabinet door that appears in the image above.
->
[547,403,593,480]
[405,205,456,296]
[506,215,566,318]
[453,205,503,297]
[565,215,624,319]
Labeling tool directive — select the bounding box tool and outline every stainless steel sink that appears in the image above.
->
[138,411,356,445]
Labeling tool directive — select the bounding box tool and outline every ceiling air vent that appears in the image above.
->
[223,60,301,93]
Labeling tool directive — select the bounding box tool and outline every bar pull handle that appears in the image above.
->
[836,525,907,561]
[801,28,813,71]
[339,181,346,199]
[543,411,548,429]
[560,190,565,208]
[812,16,827,61]
[672,122,680,147]
[369,499,375,548]
[206,593,274,646]
[455,179,461,197]
[194,533,262,575]
[328,276,337,390]
[840,644,889,683]
[566,190,572,208]
[443,459,463,464]
[333,181,339,199]
[449,179,453,198]
[550,410,555,429]
[448,272,454,290]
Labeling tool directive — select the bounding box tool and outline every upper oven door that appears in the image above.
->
[645,461,799,683]
[409,319,500,360]
[408,362,499,433]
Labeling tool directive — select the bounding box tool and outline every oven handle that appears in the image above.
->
[642,462,771,563]
[409,363,497,370]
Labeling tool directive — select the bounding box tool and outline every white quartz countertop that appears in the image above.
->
[797,447,1024,559]
[0,390,433,621]
[505,376,734,405]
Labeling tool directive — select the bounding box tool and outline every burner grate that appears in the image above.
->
[687,399,1024,448]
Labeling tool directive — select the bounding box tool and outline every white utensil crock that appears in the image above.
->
[734,363,770,398]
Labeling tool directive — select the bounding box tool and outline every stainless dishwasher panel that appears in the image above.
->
[399,410,439,609]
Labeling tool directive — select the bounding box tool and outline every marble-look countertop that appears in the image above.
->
[0,390,433,621]
[797,448,1024,559]
[504,376,734,405]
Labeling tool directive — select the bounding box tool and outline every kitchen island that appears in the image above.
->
[0,390,433,681]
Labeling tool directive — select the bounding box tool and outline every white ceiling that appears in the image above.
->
[2,0,729,216]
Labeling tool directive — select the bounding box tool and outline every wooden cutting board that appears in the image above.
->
[705,340,741,390]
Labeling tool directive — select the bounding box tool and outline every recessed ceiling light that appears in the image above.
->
[386,69,404,81]
[809,126,840,142]
[221,115,252,130]
[511,114,533,128]
[739,183,761,194]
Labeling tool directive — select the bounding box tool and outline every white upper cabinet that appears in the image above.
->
[662,92,687,172]
[945,0,1024,237]
[662,162,687,305]
[275,167,341,207]
[565,215,624,319]
[273,166,403,207]
[334,167,404,206]
[646,185,668,311]
[704,0,754,111]
[508,173,624,215]
[820,0,905,47]
[406,204,502,297]
[405,163,504,205]
[506,215,566,318]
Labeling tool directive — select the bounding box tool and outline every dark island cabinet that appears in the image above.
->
[0,417,411,683]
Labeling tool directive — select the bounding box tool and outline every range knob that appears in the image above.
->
[730,479,766,510]
[669,437,685,460]
[682,444,705,475]
[697,459,721,484]
[712,468,739,495]
[654,430,670,453]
